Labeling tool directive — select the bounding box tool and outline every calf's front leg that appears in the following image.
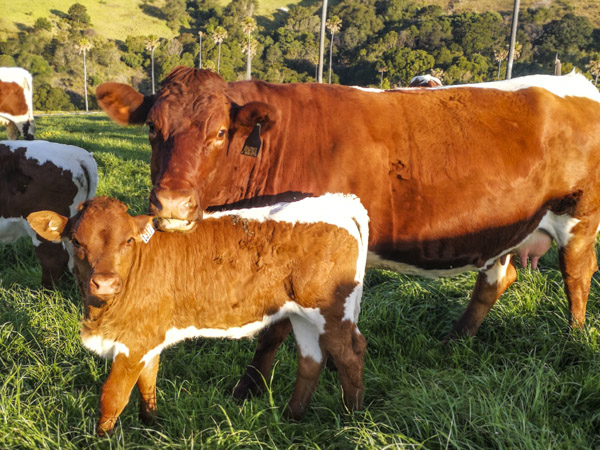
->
[97,354,145,436]
[137,354,160,425]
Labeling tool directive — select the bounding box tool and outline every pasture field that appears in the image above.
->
[1,115,600,448]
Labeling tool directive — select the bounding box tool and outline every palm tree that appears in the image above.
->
[241,17,257,80]
[494,48,508,80]
[326,16,342,84]
[145,36,160,94]
[198,31,204,69]
[377,65,387,89]
[75,38,93,111]
[586,59,600,86]
[317,0,328,83]
[212,26,228,75]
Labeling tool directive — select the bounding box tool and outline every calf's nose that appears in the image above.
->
[150,187,200,221]
[89,273,123,297]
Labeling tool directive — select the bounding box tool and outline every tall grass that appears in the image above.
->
[1,115,599,448]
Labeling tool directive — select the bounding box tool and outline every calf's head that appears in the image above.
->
[97,67,279,231]
[27,197,153,302]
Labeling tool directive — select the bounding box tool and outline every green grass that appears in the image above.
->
[1,115,600,448]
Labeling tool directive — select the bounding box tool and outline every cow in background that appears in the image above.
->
[0,67,35,140]
[408,74,443,87]
[27,194,369,435]
[0,141,97,286]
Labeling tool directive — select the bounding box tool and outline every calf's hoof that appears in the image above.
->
[96,419,116,437]
[283,402,307,421]
[139,406,158,425]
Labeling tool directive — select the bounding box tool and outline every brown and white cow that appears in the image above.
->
[27,194,369,436]
[97,67,600,391]
[0,67,35,140]
[1,140,97,286]
[408,74,443,87]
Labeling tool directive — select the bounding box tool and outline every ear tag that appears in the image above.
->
[241,123,262,158]
[140,223,155,244]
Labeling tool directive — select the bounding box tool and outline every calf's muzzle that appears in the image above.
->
[89,272,123,297]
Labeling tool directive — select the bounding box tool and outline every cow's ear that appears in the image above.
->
[232,102,279,133]
[96,83,153,126]
[133,215,156,244]
[26,211,69,242]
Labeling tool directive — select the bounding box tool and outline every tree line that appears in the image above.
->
[1,0,599,111]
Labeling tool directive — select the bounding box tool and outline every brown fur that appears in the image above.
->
[29,196,366,435]
[0,81,27,116]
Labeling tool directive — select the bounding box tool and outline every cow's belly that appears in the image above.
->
[0,216,38,244]
[368,211,580,277]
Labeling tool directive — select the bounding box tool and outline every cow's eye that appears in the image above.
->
[147,121,155,134]
[217,129,227,139]
[126,237,135,245]
[72,238,81,247]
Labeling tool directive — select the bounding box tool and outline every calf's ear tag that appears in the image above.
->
[241,123,261,158]
[140,222,155,244]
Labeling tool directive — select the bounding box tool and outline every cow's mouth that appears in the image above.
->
[155,218,197,232]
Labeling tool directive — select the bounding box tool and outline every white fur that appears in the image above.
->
[140,302,327,365]
[409,74,442,86]
[484,255,511,285]
[81,334,130,360]
[440,71,600,103]
[350,86,385,93]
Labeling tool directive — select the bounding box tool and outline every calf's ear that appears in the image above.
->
[26,211,69,242]
[96,83,153,126]
[133,215,156,243]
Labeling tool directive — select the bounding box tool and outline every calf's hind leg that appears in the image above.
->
[321,321,367,412]
[447,256,517,339]
[233,319,292,399]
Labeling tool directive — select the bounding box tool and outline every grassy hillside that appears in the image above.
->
[2,0,600,40]
[0,0,176,40]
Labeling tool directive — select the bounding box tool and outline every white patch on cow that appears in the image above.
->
[484,255,511,285]
[81,334,130,360]
[350,86,385,93]
[440,71,600,103]
[0,217,33,244]
[289,314,323,363]
[140,302,327,366]
[368,211,581,279]
[343,284,364,323]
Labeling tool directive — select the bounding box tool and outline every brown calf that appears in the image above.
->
[27,194,369,436]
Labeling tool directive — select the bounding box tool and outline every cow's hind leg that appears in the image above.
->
[321,321,366,412]
[558,226,598,328]
[285,316,325,420]
[447,256,517,339]
[34,241,69,288]
[137,354,160,425]
[233,319,292,399]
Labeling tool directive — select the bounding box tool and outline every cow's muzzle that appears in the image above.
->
[149,187,202,232]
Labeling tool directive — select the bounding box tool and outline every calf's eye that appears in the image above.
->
[147,121,155,134]
[217,129,226,139]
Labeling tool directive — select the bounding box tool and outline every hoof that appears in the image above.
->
[232,374,266,400]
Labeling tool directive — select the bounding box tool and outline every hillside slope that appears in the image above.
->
[2,0,599,41]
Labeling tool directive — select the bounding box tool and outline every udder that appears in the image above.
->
[514,229,553,270]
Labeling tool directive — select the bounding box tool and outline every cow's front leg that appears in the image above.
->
[558,227,598,327]
[447,256,517,339]
[137,354,160,425]
[233,319,292,399]
[97,354,145,436]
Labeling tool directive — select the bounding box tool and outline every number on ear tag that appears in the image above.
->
[241,123,262,157]
[140,223,155,244]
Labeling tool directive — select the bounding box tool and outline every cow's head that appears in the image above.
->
[27,197,153,305]
[97,67,279,232]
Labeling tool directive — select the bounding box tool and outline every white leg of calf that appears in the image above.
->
[289,315,323,364]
